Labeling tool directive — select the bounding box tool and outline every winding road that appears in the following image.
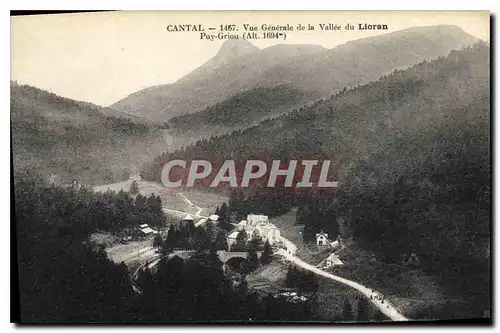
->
[276,249,409,322]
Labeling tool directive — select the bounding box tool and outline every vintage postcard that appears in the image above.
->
[11,11,490,324]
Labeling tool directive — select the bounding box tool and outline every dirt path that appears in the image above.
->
[179,193,204,216]
[276,249,409,321]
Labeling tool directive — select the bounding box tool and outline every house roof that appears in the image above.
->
[316,232,328,238]
[228,231,239,239]
[140,227,154,234]
[209,214,219,221]
[183,214,194,221]
[139,224,149,228]
[326,253,343,265]
[247,214,269,224]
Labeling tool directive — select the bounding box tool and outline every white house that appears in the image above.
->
[227,231,240,249]
[330,240,341,250]
[325,252,343,268]
[195,218,207,227]
[228,214,282,248]
[209,214,219,223]
[138,224,155,238]
[316,232,329,245]
[237,220,247,230]
[183,214,194,223]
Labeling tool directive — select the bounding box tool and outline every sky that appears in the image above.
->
[11,11,490,106]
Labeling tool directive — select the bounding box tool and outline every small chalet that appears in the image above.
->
[138,223,157,238]
[325,252,343,268]
[209,214,219,223]
[196,218,208,227]
[405,253,420,267]
[237,220,247,230]
[183,214,194,223]
[227,231,240,249]
[316,231,329,246]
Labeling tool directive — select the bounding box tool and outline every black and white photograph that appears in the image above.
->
[10,10,491,324]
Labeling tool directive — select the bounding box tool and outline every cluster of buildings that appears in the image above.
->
[274,291,308,303]
[138,223,159,238]
[315,231,344,269]
[227,214,281,249]
[183,214,219,227]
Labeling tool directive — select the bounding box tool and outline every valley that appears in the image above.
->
[12,17,490,323]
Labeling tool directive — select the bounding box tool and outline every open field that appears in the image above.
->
[93,179,229,222]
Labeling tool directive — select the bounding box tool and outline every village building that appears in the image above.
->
[324,252,343,268]
[405,252,420,267]
[183,214,194,224]
[330,235,343,250]
[228,214,282,249]
[316,231,329,246]
[274,291,308,303]
[138,223,158,238]
[62,179,82,190]
[196,218,208,226]
[330,240,340,249]
[245,214,281,245]
[209,214,219,223]
[227,231,240,249]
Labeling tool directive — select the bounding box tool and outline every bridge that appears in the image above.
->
[132,250,264,280]
[166,250,262,264]
[217,250,262,263]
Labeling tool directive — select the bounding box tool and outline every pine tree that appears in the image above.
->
[218,202,232,230]
[213,231,228,251]
[356,297,370,322]
[342,297,353,322]
[231,229,248,252]
[285,265,298,288]
[153,234,163,250]
[247,240,259,271]
[261,239,273,265]
[164,224,178,252]
[130,180,139,195]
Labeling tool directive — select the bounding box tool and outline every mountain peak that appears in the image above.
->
[215,39,260,64]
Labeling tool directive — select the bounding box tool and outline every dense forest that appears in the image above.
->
[143,43,489,183]
[142,43,491,318]
[168,85,313,134]
[10,82,165,185]
[14,173,326,323]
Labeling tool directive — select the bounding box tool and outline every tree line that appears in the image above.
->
[14,174,319,323]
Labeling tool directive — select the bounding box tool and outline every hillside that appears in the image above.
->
[144,43,490,319]
[112,25,478,122]
[145,42,489,181]
[167,85,317,136]
[11,82,165,185]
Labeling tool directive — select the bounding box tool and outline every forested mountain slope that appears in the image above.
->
[167,85,317,136]
[112,25,478,122]
[11,82,165,185]
[144,43,490,319]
